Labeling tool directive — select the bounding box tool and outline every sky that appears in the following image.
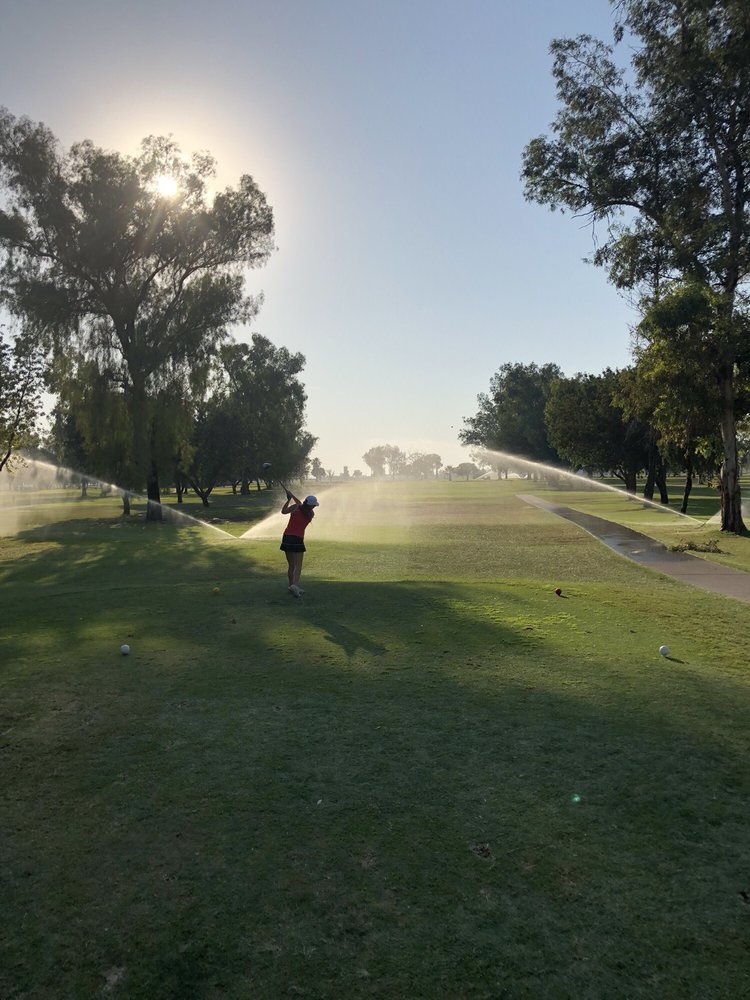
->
[0,0,637,473]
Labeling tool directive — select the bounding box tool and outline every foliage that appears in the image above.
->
[522,0,750,530]
[0,327,44,473]
[406,452,442,478]
[460,362,563,463]
[218,336,315,491]
[0,109,275,514]
[545,369,648,489]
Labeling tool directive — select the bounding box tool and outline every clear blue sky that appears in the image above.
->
[0,0,635,472]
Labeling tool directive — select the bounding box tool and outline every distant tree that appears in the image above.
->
[460,362,562,463]
[352,469,363,479]
[49,405,94,499]
[219,335,314,492]
[383,444,407,477]
[362,446,387,477]
[545,370,648,491]
[0,110,275,520]
[455,462,480,480]
[0,327,44,474]
[310,457,326,480]
[407,452,442,478]
[342,465,350,480]
[184,396,238,506]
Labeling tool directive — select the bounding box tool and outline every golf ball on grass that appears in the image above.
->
[659,645,669,657]
[120,644,130,656]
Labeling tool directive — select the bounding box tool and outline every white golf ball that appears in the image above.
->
[659,645,669,657]
[120,644,130,655]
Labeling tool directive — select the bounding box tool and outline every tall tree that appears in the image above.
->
[522,0,750,531]
[0,109,274,519]
[460,362,562,463]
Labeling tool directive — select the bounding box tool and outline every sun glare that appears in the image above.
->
[154,174,178,198]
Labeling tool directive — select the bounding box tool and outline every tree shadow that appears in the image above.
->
[5,529,750,997]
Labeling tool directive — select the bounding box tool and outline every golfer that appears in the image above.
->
[280,491,319,596]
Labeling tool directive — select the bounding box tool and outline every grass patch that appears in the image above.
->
[3,481,750,998]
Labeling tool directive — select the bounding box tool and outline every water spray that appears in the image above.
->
[474,448,703,524]
[6,458,235,538]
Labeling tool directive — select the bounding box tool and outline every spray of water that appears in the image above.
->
[240,479,417,543]
[474,447,703,524]
[0,458,235,539]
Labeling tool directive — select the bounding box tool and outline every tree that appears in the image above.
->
[545,370,648,491]
[219,335,314,492]
[460,362,563,463]
[362,446,387,477]
[0,327,44,474]
[522,1,750,530]
[0,110,275,520]
[455,462,480,480]
[624,283,732,511]
[184,397,237,506]
[310,457,326,480]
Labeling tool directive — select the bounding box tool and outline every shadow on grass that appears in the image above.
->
[4,537,750,997]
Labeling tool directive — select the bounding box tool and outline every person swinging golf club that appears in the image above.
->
[280,489,319,597]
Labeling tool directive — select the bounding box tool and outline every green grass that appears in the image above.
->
[3,480,750,998]
[527,476,750,574]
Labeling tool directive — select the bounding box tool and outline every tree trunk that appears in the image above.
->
[146,460,163,522]
[121,492,131,516]
[643,442,657,500]
[80,479,88,498]
[656,456,668,504]
[681,452,693,515]
[625,470,637,493]
[718,366,745,533]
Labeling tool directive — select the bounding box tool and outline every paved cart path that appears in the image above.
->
[518,493,750,605]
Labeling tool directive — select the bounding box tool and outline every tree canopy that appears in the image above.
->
[459,362,563,463]
[0,110,275,517]
[522,0,750,530]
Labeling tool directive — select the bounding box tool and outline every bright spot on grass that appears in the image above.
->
[571,793,582,804]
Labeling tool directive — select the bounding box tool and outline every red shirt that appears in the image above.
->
[286,507,312,537]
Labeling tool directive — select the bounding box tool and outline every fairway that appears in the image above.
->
[3,480,750,999]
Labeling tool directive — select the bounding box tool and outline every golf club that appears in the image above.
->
[262,461,291,496]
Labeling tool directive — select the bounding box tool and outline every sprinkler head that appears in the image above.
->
[120,644,130,655]
[262,462,272,470]
[659,645,669,657]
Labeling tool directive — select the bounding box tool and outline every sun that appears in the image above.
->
[154,174,178,198]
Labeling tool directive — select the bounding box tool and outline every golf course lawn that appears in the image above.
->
[3,479,750,999]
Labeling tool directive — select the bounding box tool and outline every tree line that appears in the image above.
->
[0,112,314,513]
[520,0,750,532]
[460,361,750,514]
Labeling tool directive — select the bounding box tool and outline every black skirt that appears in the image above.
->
[280,533,306,553]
